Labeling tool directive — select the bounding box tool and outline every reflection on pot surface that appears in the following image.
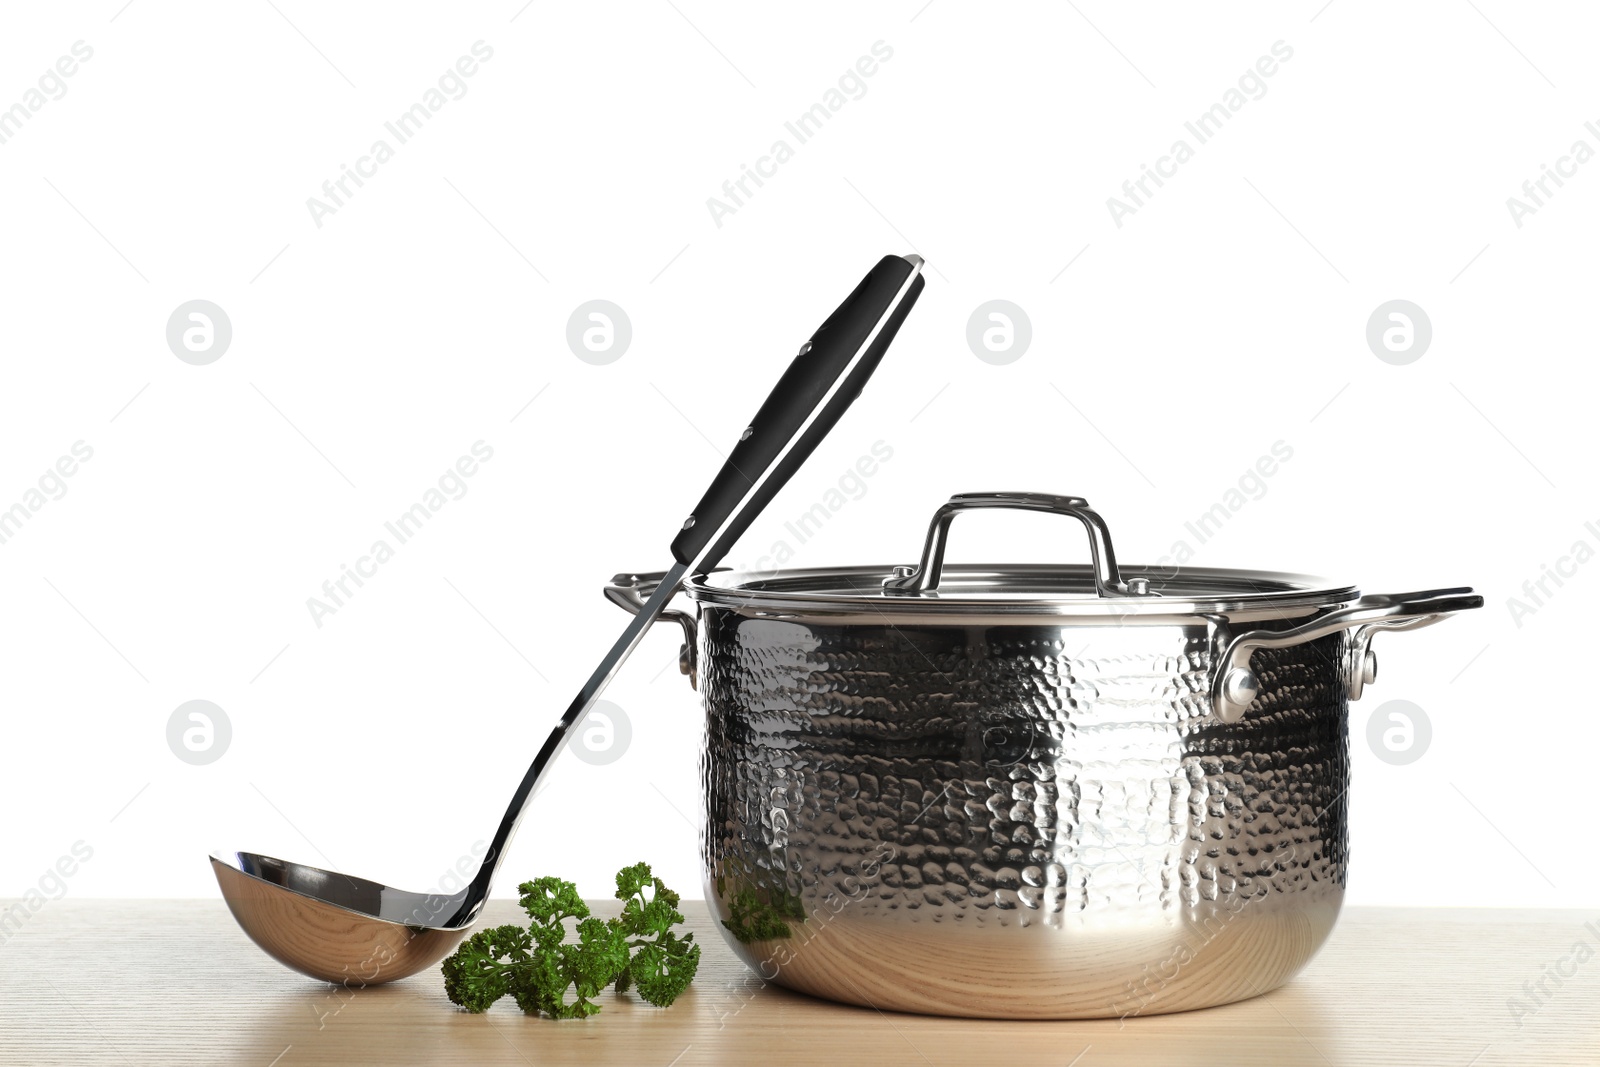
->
[700,615,1348,1019]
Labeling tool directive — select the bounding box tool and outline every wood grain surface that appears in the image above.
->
[0,901,1594,1066]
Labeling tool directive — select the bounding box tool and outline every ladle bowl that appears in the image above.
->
[211,852,473,984]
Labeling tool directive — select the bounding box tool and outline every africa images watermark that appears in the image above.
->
[1505,518,1600,628]
[1109,854,1301,1021]
[305,441,495,627]
[310,839,489,1025]
[305,41,495,228]
[1506,916,1600,1028]
[1147,440,1294,580]
[0,41,94,148]
[705,40,895,228]
[1106,40,1295,228]
[728,439,894,579]
[0,441,95,548]
[708,842,896,1032]
[0,841,94,947]
[1505,119,1600,229]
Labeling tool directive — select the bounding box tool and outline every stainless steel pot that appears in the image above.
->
[606,492,1481,1019]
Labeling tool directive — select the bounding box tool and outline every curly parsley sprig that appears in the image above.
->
[441,862,699,1018]
[610,862,702,1007]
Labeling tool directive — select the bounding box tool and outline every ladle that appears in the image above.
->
[211,254,926,984]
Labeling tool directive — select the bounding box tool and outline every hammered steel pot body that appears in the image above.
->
[696,606,1349,1020]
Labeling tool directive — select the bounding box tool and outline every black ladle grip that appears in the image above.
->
[669,254,925,569]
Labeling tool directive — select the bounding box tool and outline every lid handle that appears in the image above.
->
[883,492,1150,598]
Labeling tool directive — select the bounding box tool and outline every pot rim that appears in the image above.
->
[684,562,1360,621]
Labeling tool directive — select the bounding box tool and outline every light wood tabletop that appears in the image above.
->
[0,901,1593,1066]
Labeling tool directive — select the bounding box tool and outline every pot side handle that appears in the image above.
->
[605,571,699,689]
[1212,587,1483,723]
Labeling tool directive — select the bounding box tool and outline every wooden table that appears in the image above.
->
[1,901,1593,1065]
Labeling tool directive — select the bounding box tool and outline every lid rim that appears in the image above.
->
[684,562,1359,618]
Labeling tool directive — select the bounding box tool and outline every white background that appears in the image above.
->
[1,1,1593,912]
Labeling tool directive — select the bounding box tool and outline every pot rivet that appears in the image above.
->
[740,426,754,441]
[797,342,812,356]
[1363,650,1378,686]
[681,516,696,531]
[1220,668,1259,722]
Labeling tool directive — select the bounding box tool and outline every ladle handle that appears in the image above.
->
[670,254,925,572]
[470,255,928,911]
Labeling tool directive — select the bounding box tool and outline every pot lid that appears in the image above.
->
[684,493,1357,619]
